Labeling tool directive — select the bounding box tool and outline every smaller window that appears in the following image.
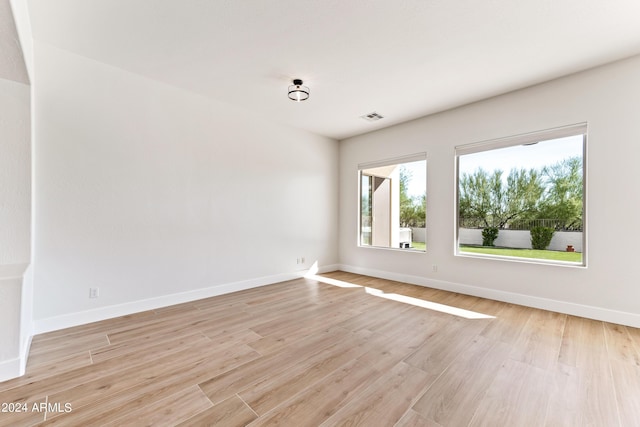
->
[359,154,426,251]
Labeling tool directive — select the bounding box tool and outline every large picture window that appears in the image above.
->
[456,124,586,266]
[359,154,426,251]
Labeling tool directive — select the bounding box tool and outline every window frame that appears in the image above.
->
[357,152,427,252]
[454,123,587,267]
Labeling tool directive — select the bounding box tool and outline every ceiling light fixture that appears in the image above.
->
[288,79,310,102]
[360,112,384,121]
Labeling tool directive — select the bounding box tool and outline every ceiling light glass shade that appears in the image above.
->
[288,79,310,101]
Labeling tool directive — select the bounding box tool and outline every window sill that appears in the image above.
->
[358,245,426,254]
[455,251,586,268]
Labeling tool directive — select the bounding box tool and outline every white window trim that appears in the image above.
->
[358,152,427,171]
[455,123,587,155]
[454,124,587,267]
[358,152,427,252]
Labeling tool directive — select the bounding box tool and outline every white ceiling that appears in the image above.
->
[25,0,640,140]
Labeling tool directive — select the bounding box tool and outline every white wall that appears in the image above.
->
[0,76,30,381]
[339,54,640,327]
[32,42,339,331]
[0,275,21,361]
[0,78,30,265]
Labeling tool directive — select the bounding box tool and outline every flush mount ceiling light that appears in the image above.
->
[360,112,384,122]
[288,79,310,102]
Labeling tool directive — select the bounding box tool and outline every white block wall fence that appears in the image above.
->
[458,229,583,252]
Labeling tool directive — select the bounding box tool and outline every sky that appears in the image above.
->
[402,160,427,198]
[401,134,583,198]
[458,135,584,176]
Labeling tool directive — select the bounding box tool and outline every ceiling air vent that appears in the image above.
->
[360,112,384,122]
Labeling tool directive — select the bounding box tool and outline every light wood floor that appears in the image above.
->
[1,271,639,426]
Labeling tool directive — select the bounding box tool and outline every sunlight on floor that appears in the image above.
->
[363,287,494,319]
[305,268,495,320]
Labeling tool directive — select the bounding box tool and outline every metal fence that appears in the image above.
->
[459,217,583,232]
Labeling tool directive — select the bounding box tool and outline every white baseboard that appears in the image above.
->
[0,332,34,382]
[33,269,326,335]
[20,334,32,374]
[338,264,640,328]
[0,357,22,383]
[315,263,340,274]
[34,261,636,340]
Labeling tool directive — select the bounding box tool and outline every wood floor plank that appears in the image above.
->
[239,329,378,415]
[202,327,263,348]
[336,300,413,332]
[248,359,380,426]
[545,360,621,427]
[191,279,306,310]
[45,338,220,413]
[626,324,640,352]
[1,272,637,425]
[554,315,621,426]
[105,311,247,345]
[0,352,92,393]
[102,385,212,427]
[544,362,584,427]
[0,334,213,408]
[90,330,207,364]
[403,316,487,375]
[411,336,513,426]
[320,271,374,286]
[395,409,443,427]
[176,394,257,427]
[604,322,640,366]
[29,331,110,356]
[242,285,318,307]
[0,397,47,427]
[27,333,110,368]
[558,315,606,368]
[356,322,437,373]
[247,309,360,355]
[248,304,345,337]
[41,345,260,426]
[371,305,444,338]
[610,359,640,427]
[508,309,566,370]
[319,362,432,427]
[468,359,550,427]
[466,295,507,317]
[198,327,352,406]
[102,301,242,340]
[479,302,533,343]
[573,356,621,426]
[28,311,156,344]
[422,291,481,312]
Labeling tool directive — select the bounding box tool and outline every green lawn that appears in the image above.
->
[411,242,426,251]
[459,245,582,262]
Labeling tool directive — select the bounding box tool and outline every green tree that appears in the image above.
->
[482,227,499,246]
[399,167,426,227]
[537,156,583,229]
[459,167,543,228]
[459,168,493,226]
[496,168,544,227]
[413,193,426,228]
[530,226,555,249]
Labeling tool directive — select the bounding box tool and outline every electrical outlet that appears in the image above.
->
[89,287,99,298]
[301,256,305,264]
[432,264,438,272]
